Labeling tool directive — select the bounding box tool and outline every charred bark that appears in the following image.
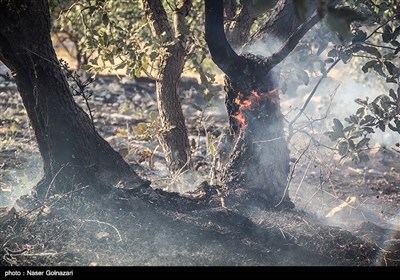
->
[0,0,148,197]
[142,0,192,172]
[243,0,340,55]
[224,0,257,49]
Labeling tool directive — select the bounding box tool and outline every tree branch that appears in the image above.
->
[263,12,322,72]
[141,0,174,41]
[225,1,256,49]
[245,0,340,50]
[204,0,244,78]
[173,0,192,40]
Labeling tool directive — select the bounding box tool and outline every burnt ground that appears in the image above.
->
[1,74,400,266]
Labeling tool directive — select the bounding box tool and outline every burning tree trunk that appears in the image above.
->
[205,0,325,208]
[0,0,148,198]
[222,77,291,207]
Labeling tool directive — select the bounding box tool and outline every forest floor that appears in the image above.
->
[1,73,400,266]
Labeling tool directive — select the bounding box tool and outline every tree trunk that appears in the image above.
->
[205,0,334,207]
[0,0,148,198]
[142,0,192,172]
[205,0,292,208]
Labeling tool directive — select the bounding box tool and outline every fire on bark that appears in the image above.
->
[205,0,326,208]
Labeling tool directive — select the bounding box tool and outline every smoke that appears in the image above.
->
[240,19,400,235]
[243,37,283,57]
[0,153,43,208]
[165,170,206,193]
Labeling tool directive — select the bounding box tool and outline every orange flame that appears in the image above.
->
[231,89,279,129]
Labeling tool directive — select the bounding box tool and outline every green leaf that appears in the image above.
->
[388,123,398,132]
[102,13,109,26]
[189,102,203,112]
[382,25,393,43]
[115,61,127,70]
[338,140,349,156]
[389,89,397,100]
[356,138,370,149]
[150,111,157,123]
[355,98,368,106]
[80,64,92,71]
[361,60,377,73]
[209,143,216,156]
[352,30,367,43]
[384,61,396,75]
[386,77,397,84]
[349,139,355,150]
[378,121,386,132]
[133,123,148,135]
[296,69,309,85]
[339,51,351,64]
[359,153,370,163]
[103,33,109,46]
[88,6,97,16]
[349,130,362,139]
[293,0,308,22]
[333,118,344,132]
[373,63,386,77]
[325,58,334,64]
[327,49,338,58]
[363,46,381,58]
[360,115,375,125]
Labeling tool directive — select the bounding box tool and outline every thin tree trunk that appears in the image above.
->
[0,0,148,197]
[142,0,192,172]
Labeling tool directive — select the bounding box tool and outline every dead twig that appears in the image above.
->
[81,219,123,242]
[287,59,340,142]
[275,140,311,208]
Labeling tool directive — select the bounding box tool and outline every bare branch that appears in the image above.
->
[287,59,341,142]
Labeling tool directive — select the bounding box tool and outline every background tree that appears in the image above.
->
[52,0,215,173]
[140,0,192,172]
[0,0,148,198]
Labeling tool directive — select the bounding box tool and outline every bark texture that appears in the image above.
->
[0,0,147,197]
[142,0,192,172]
[224,0,256,49]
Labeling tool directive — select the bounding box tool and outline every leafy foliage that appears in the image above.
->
[286,0,399,161]
[323,1,400,161]
[50,0,400,163]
